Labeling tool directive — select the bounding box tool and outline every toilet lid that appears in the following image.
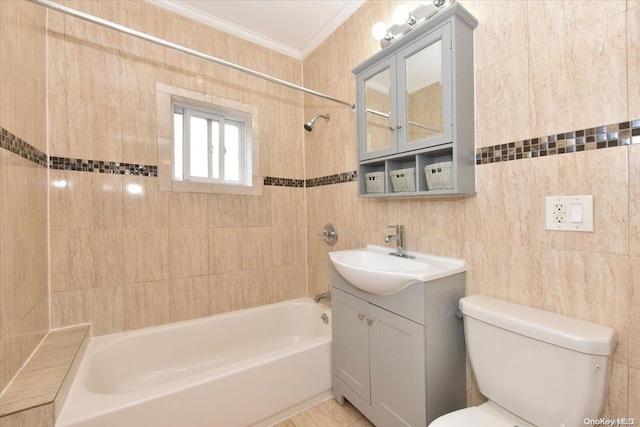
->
[430,407,515,427]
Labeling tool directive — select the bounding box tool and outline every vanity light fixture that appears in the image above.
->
[371,22,393,42]
[371,0,453,48]
[391,5,416,26]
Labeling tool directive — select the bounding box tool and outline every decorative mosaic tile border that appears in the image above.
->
[49,156,158,176]
[305,171,358,188]
[19,119,640,184]
[0,127,47,167]
[263,176,305,187]
[0,128,159,176]
[264,172,359,188]
[0,128,349,186]
[476,119,640,164]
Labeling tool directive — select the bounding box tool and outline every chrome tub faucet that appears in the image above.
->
[314,292,331,303]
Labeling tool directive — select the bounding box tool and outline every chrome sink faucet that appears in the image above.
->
[384,225,414,258]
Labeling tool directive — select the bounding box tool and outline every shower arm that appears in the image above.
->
[26,0,356,111]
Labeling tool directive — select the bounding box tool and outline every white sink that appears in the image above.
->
[329,245,466,295]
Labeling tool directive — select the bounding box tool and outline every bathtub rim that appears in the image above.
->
[90,297,330,346]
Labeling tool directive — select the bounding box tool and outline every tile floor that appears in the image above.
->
[274,398,374,427]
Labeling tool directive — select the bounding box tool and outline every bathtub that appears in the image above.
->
[56,298,332,427]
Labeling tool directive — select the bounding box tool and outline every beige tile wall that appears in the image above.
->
[0,0,49,394]
[32,0,640,417]
[48,1,307,335]
[303,0,639,417]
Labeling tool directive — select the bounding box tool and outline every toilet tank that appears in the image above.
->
[460,295,617,427]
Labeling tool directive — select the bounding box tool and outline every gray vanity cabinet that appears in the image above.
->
[333,288,426,427]
[353,4,477,197]
[331,267,466,427]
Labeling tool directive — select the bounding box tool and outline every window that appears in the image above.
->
[173,103,249,186]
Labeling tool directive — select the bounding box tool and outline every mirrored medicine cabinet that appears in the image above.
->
[353,4,478,197]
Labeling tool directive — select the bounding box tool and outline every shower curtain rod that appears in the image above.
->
[27,0,356,110]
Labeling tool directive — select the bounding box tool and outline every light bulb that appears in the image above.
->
[392,5,410,25]
[371,22,388,41]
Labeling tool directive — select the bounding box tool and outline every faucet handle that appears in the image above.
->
[318,223,338,246]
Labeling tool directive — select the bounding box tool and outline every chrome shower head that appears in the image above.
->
[304,113,330,132]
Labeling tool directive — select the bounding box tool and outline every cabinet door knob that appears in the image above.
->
[396,123,402,129]
[367,319,374,325]
[358,313,365,320]
[389,125,396,131]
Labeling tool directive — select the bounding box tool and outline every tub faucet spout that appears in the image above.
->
[314,292,331,303]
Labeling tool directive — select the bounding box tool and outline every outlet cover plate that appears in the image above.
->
[545,195,594,232]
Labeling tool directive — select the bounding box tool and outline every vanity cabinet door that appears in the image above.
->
[396,24,452,153]
[369,305,426,427]
[332,288,371,403]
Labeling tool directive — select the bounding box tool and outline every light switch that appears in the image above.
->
[570,204,583,223]
[545,195,594,232]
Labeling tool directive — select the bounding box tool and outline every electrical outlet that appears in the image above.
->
[553,202,566,224]
[545,195,594,232]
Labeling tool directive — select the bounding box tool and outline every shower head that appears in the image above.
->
[304,113,330,132]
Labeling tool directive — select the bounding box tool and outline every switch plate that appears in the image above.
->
[545,195,594,232]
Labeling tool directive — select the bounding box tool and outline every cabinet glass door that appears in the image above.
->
[358,58,397,160]
[365,68,391,154]
[398,24,452,152]
[406,40,442,142]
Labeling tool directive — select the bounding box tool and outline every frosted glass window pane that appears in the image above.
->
[211,121,220,179]
[173,112,183,180]
[224,123,240,181]
[190,116,208,178]
[174,103,248,186]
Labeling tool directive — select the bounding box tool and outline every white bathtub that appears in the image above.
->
[56,299,332,427]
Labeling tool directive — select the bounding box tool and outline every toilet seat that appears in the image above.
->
[429,407,515,427]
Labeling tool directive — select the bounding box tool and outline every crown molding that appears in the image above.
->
[148,0,303,59]
[300,0,365,58]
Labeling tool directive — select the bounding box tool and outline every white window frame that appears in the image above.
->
[173,101,250,187]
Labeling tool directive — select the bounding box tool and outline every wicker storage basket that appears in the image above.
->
[390,167,416,192]
[424,161,453,190]
[364,171,385,193]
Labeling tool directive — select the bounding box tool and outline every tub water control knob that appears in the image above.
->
[318,223,338,246]
[367,319,374,326]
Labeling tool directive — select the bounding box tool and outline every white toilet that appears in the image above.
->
[430,294,617,427]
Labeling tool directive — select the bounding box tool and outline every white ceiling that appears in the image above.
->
[150,0,366,59]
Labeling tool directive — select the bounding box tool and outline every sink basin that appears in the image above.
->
[329,245,466,295]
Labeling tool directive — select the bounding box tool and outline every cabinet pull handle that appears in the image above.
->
[358,313,365,320]
[367,319,374,326]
